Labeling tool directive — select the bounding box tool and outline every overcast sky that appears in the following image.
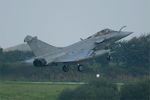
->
[0,0,149,48]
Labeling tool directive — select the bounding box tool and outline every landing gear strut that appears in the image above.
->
[107,55,111,61]
[62,65,69,72]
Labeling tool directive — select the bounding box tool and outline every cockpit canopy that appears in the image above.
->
[87,29,114,39]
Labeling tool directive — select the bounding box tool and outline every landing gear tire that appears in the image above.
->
[62,65,69,72]
[77,64,84,72]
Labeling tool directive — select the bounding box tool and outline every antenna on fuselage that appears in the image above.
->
[119,26,127,32]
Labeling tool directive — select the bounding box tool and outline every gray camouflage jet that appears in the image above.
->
[24,26,132,72]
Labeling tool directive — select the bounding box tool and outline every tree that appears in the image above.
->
[58,79,119,100]
[111,35,150,67]
[0,47,3,53]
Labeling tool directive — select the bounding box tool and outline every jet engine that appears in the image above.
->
[33,58,47,67]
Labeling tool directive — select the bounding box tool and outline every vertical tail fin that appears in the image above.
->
[24,35,59,57]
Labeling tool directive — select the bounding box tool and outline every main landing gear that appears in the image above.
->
[77,64,84,72]
[106,53,113,61]
[62,65,69,72]
[62,64,84,72]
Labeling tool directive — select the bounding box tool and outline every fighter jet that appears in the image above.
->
[24,26,132,72]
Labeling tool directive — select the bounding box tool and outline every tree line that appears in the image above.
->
[58,78,150,100]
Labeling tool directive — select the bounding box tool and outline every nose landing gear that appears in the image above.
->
[107,54,112,61]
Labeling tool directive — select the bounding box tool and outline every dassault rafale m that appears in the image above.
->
[24,26,132,72]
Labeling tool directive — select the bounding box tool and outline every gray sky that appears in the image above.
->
[0,0,149,48]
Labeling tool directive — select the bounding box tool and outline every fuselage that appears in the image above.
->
[43,29,132,64]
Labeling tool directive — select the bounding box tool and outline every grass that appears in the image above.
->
[0,81,80,100]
